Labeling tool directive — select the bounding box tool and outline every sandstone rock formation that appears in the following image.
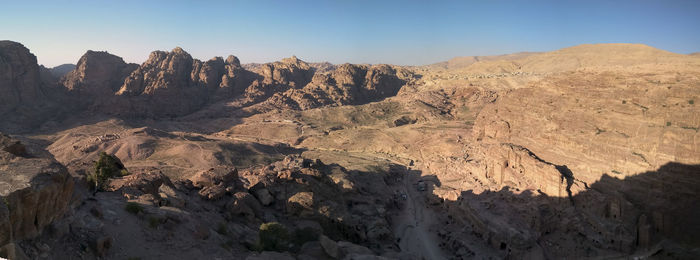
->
[62,50,137,97]
[0,134,74,253]
[265,64,416,110]
[0,41,699,259]
[111,47,223,117]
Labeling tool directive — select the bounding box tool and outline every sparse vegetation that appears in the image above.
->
[255,222,289,252]
[681,126,699,132]
[689,100,694,105]
[87,152,129,191]
[216,222,228,235]
[622,100,626,104]
[631,102,648,111]
[611,170,622,175]
[125,202,144,214]
[148,216,162,228]
[666,122,672,127]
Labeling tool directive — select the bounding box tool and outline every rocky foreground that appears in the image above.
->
[0,41,699,259]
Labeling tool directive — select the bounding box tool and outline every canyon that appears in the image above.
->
[0,40,699,259]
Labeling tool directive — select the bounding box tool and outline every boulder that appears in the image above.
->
[0,134,74,247]
[252,187,275,206]
[287,192,314,216]
[226,192,262,220]
[188,166,237,188]
[158,184,186,208]
[319,235,341,259]
[198,183,227,200]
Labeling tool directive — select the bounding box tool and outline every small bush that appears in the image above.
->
[148,216,161,228]
[88,152,128,191]
[216,222,228,235]
[257,222,289,252]
[666,122,672,127]
[125,202,144,215]
[690,100,695,105]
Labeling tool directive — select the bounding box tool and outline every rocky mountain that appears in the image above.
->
[0,41,47,117]
[0,41,74,133]
[265,64,416,110]
[0,40,699,259]
[62,51,137,97]
[48,64,76,78]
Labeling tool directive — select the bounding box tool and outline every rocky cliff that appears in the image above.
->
[0,41,72,133]
[62,51,137,97]
[0,134,74,259]
[264,63,416,110]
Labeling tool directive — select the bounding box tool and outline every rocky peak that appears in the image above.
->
[0,41,45,117]
[260,56,313,88]
[117,48,196,95]
[61,50,137,95]
[225,55,241,67]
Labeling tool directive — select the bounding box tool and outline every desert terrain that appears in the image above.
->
[1,40,699,259]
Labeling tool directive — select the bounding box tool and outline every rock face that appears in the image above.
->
[0,134,74,248]
[472,70,700,185]
[62,50,137,97]
[265,64,415,110]
[0,41,45,116]
[217,55,254,97]
[110,47,234,117]
[0,41,64,132]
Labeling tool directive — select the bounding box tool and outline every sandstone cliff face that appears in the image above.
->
[0,134,74,248]
[62,51,137,97]
[112,48,228,117]
[472,71,700,185]
[265,64,416,110]
[0,41,74,133]
[217,55,256,98]
[0,41,46,117]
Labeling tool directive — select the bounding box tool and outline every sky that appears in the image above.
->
[2,0,699,67]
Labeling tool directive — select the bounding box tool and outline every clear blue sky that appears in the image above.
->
[2,0,699,67]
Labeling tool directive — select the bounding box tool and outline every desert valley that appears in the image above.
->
[0,39,699,260]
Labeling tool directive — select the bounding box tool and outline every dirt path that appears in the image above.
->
[393,171,446,260]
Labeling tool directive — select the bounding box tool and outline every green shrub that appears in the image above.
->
[666,122,672,127]
[690,100,695,105]
[148,216,161,228]
[257,222,289,252]
[125,202,144,214]
[88,152,128,191]
[216,222,228,235]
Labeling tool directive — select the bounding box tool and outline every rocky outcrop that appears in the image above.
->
[265,64,416,110]
[217,55,256,97]
[259,56,313,88]
[0,134,74,250]
[472,71,700,184]
[0,41,45,116]
[111,47,227,117]
[62,50,137,97]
